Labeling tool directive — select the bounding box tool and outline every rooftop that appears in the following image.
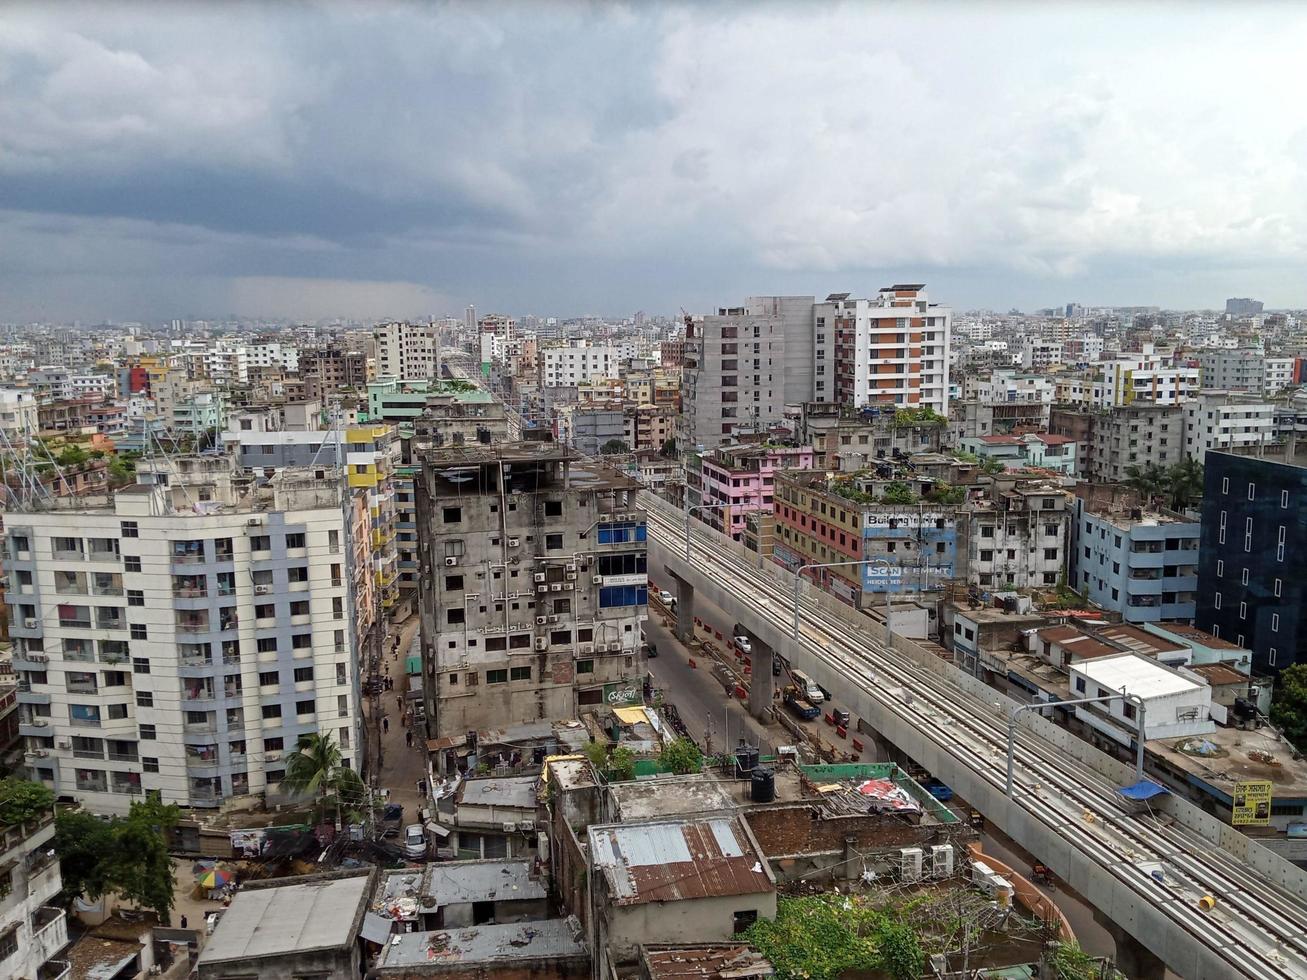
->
[196,871,373,965]
[422,859,546,906]
[1148,622,1245,651]
[1097,623,1187,657]
[374,918,586,973]
[1190,663,1250,687]
[1151,722,1307,799]
[609,769,807,821]
[1073,653,1201,699]
[642,945,775,980]
[456,775,539,810]
[589,817,774,906]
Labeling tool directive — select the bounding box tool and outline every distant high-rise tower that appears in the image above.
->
[465,305,476,331]
[1226,297,1264,316]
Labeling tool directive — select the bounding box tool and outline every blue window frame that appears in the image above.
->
[597,522,647,544]
[599,585,648,608]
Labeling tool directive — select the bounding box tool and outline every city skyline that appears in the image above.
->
[4,3,1307,320]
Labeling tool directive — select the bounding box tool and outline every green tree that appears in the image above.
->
[1123,462,1168,502]
[600,439,629,454]
[583,740,609,771]
[108,454,137,487]
[1271,664,1307,751]
[56,445,89,467]
[54,798,179,920]
[659,737,703,775]
[1165,457,1204,511]
[660,438,678,457]
[875,920,926,980]
[608,746,636,782]
[979,457,1005,476]
[54,810,117,902]
[880,481,915,505]
[0,777,54,826]
[284,733,366,821]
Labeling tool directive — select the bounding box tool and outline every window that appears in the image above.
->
[486,669,508,684]
[260,670,279,686]
[296,699,315,716]
[550,629,572,645]
[1214,592,1222,610]
[130,624,147,640]
[124,556,142,573]
[443,506,462,523]
[733,910,759,934]
[1123,702,1137,721]
[1272,614,1280,632]
[290,600,309,616]
[445,575,464,591]
[132,657,150,675]
[136,691,153,707]
[294,666,313,682]
[257,637,277,653]
[291,633,311,649]
[1240,601,1247,619]
[576,659,594,674]
[142,757,159,773]
[545,533,564,550]
[1248,482,1256,501]
[1221,477,1229,494]
[1275,578,1283,598]
[127,589,144,607]
[264,736,284,752]
[262,704,281,720]
[447,608,465,625]
[1216,560,1224,577]
[120,521,139,538]
[544,500,563,517]
[599,585,648,608]
[510,666,531,681]
[287,566,309,583]
[285,533,306,549]
[139,724,156,739]
[1074,676,1086,693]
[250,535,271,552]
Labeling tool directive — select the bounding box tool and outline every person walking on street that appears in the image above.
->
[406,730,413,748]
[383,717,389,734]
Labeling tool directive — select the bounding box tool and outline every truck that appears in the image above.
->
[783,687,821,721]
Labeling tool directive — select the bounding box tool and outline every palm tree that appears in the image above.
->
[1165,458,1204,512]
[1123,462,1167,503]
[283,733,365,822]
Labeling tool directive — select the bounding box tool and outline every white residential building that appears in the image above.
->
[1264,357,1296,395]
[1183,391,1277,463]
[542,343,619,387]
[1091,351,1199,408]
[0,388,38,444]
[0,811,69,979]
[244,341,299,373]
[813,284,951,415]
[1020,338,1064,370]
[375,321,441,379]
[9,460,361,815]
[1070,653,1214,744]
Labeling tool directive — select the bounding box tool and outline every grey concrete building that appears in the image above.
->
[679,297,815,453]
[414,443,647,738]
[1196,348,1268,393]
[571,404,626,456]
[1087,403,1185,483]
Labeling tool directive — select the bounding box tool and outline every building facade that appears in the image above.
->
[1195,452,1307,674]
[1182,390,1276,463]
[374,321,441,380]
[0,811,69,980]
[8,464,361,814]
[415,444,647,738]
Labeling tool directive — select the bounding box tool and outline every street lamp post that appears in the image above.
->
[1006,691,1146,796]
[792,558,895,638]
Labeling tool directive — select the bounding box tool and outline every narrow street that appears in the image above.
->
[364,614,428,825]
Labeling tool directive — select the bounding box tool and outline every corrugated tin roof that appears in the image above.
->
[590,818,773,906]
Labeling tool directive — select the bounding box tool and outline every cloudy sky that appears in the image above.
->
[3,2,1307,322]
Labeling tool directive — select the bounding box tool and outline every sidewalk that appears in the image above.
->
[364,614,428,824]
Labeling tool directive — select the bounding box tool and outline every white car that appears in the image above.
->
[734,636,751,654]
[403,824,427,859]
[658,590,675,606]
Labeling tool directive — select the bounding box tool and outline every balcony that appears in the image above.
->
[38,960,71,980]
[66,679,98,695]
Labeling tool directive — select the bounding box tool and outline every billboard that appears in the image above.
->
[1232,780,1273,826]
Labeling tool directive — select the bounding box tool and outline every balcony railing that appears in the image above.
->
[173,586,208,598]
[107,751,138,763]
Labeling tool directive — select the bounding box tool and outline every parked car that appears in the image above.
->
[733,635,751,654]
[658,590,675,606]
[403,823,427,859]
[647,642,658,657]
[380,803,404,838]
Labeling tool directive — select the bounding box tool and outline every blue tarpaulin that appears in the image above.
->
[1117,779,1170,801]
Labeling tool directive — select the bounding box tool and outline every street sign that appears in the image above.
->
[1232,780,1273,826]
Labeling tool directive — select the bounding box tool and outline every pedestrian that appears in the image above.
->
[180,915,188,930]
[383,717,390,734]
[406,730,413,748]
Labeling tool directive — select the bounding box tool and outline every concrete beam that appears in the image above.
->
[747,643,774,721]
[670,573,695,644]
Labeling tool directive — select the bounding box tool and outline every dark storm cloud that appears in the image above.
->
[2,2,1307,320]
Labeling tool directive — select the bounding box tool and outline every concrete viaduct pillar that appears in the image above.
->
[1095,911,1166,980]
[747,643,774,722]
[671,574,695,644]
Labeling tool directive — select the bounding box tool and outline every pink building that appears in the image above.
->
[698,444,816,540]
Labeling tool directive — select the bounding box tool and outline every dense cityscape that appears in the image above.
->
[5,4,1307,980]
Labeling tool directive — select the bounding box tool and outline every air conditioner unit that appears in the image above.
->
[247,517,263,527]
[264,751,281,762]
[547,615,559,624]
[533,572,546,583]
[592,575,603,585]
[565,563,577,573]
[27,653,48,664]
[25,749,48,758]
[535,616,548,625]
[930,844,954,878]
[508,538,520,548]
[565,571,578,581]
[445,557,459,567]
[24,618,37,629]
[518,819,536,832]
[56,739,71,749]
[254,584,270,595]
[899,847,923,882]
[502,821,517,833]
[579,644,593,655]
[534,637,548,651]
[550,583,562,592]
[537,584,548,593]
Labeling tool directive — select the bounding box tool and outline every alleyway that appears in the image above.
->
[364,613,428,826]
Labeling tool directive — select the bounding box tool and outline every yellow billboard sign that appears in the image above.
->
[1232,780,1273,826]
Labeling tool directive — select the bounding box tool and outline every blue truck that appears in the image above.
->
[783,687,821,721]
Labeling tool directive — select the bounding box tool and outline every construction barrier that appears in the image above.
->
[836,725,848,739]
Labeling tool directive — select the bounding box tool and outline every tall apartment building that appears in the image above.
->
[1225,297,1264,316]
[541,343,618,388]
[1090,351,1198,408]
[1183,391,1276,463]
[1071,497,1199,622]
[1196,452,1307,674]
[813,284,951,415]
[679,296,814,453]
[1195,347,1297,396]
[0,808,69,979]
[414,443,646,738]
[8,460,361,814]
[696,444,814,541]
[300,347,369,400]
[375,321,441,380]
[966,484,1070,590]
[1087,404,1185,483]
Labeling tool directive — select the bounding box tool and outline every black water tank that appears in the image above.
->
[735,745,760,778]
[751,767,775,803]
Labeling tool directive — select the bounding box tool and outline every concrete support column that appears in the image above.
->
[1095,912,1166,980]
[672,575,695,644]
[747,643,774,722]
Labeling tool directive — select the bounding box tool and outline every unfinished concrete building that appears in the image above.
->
[415,443,647,738]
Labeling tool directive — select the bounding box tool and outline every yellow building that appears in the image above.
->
[344,424,401,613]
